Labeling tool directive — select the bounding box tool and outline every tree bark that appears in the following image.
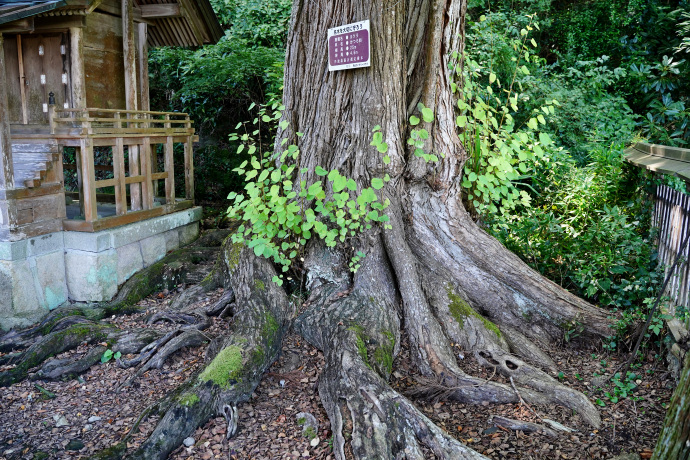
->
[653,352,690,460]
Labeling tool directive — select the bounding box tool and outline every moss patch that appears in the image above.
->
[304,426,317,440]
[263,311,279,336]
[347,325,370,365]
[372,331,395,376]
[178,392,200,407]
[224,241,243,270]
[254,279,266,292]
[198,345,244,388]
[446,285,502,338]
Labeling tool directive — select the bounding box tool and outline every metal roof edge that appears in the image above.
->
[0,0,68,25]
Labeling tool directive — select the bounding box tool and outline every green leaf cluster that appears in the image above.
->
[454,14,555,217]
[407,103,441,163]
[101,349,121,363]
[227,106,392,282]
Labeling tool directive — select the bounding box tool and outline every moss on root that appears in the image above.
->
[263,311,279,337]
[347,325,370,365]
[198,345,244,388]
[372,331,395,376]
[224,240,244,270]
[346,325,395,376]
[178,392,200,407]
[254,279,266,292]
[447,285,502,339]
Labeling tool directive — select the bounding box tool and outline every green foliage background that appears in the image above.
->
[460,0,690,349]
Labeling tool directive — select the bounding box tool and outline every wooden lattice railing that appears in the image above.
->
[51,107,196,232]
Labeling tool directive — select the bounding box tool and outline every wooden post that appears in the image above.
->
[69,27,86,110]
[16,35,28,124]
[69,27,86,218]
[164,115,175,205]
[80,116,97,222]
[141,134,153,210]
[0,34,15,192]
[137,23,150,113]
[137,23,158,199]
[113,112,127,215]
[123,0,141,211]
[48,93,56,134]
[184,119,194,202]
[138,23,153,190]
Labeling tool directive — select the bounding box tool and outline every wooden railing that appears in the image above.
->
[625,143,690,358]
[51,107,196,232]
[654,184,690,335]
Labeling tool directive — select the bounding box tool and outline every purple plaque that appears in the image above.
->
[328,20,371,71]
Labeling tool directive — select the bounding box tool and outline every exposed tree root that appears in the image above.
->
[31,345,107,381]
[295,239,487,459]
[127,245,293,459]
[0,321,115,386]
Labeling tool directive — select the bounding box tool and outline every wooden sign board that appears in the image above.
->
[328,20,370,72]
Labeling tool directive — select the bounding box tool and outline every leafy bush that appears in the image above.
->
[210,0,292,48]
[522,58,637,162]
[488,144,660,309]
[465,13,637,163]
[630,55,689,146]
[149,40,284,134]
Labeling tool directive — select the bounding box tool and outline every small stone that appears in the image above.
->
[88,416,102,423]
[83,424,92,431]
[183,437,195,447]
[53,415,69,427]
[295,411,319,439]
[66,439,85,451]
[310,437,320,447]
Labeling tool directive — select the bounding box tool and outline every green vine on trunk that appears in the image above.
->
[226,103,397,284]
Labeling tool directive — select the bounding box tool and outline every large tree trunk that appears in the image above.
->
[272,0,611,457]
[13,1,615,458]
[653,352,690,459]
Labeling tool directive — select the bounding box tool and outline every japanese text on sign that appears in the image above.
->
[328,20,370,72]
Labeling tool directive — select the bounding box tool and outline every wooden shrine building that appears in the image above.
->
[0,0,222,329]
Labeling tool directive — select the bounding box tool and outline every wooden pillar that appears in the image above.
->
[164,116,175,206]
[69,27,87,217]
[0,34,14,191]
[137,23,149,112]
[137,23,158,199]
[113,113,127,216]
[0,34,15,238]
[69,27,86,109]
[123,0,142,211]
[79,116,97,222]
[123,0,137,111]
[184,128,194,202]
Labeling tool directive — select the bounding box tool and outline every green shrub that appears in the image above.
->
[488,143,660,308]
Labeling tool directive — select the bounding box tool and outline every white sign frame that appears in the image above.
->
[327,20,371,72]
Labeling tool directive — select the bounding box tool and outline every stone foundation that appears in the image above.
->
[0,207,202,330]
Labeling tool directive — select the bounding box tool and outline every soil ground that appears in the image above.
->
[0,286,674,460]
